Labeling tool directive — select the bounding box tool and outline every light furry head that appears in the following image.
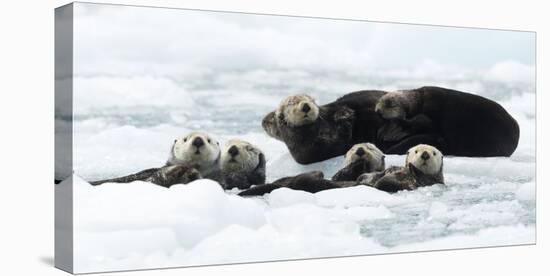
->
[405,144,443,176]
[220,139,265,174]
[375,92,409,120]
[276,94,320,126]
[344,143,385,171]
[168,132,221,170]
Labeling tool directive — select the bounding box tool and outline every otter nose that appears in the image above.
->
[302,103,311,113]
[355,147,366,157]
[421,151,430,160]
[228,145,239,157]
[192,137,205,148]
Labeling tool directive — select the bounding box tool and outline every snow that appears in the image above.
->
[60,3,537,274]
[394,224,535,252]
[267,188,317,207]
[516,182,536,202]
[315,185,405,207]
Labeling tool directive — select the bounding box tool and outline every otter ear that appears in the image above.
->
[174,139,177,144]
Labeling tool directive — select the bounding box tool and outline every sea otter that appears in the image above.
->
[263,87,519,164]
[89,131,221,187]
[166,131,221,179]
[331,143,385,181]
[239,144,444,196]
[358,144,445,193]
[262,91,386,164]
[238,142,385,196]
[89,165,201,188]
[219,139,266,189]
[374,86,520,156]
[237,171,351,196]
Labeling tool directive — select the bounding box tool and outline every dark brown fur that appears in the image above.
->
[221,153,266,190]
[331,158,384,181]
[263,90,387,164]
[89,165,201,188]
[358,164,444,193]
[380,86,520,156]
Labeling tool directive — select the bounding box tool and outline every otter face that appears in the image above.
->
[405,144,443,175]
[375,92,407,120]
[220,139,264,173]
[276,94,320,126]
[171,132,221,168]
[344,143,385,170]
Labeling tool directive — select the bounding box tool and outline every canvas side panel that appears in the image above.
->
[55,3,74,274]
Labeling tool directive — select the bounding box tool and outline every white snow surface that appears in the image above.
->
[62,4,536,273]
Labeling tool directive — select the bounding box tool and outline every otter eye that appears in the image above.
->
[207,139,211,143]
[415,150,418,154]
[433,151,436,156]
[246,146,253,151]
[183,138,187,142]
